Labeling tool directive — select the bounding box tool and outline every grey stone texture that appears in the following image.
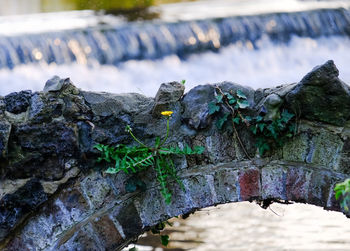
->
[1,61,350,250]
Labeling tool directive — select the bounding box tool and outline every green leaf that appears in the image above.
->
[233,117,240,124]
[161,235,170,246]
[228,97,236,104]
[236,90,247,99]
[256,115,263,122]
[215,94,223,103]
[281,109,294,123]
[216,113,229,129]
[193,146,205,154]
[258,123,265,132]
[180,80,186,85]
[335,190,343,200]
[208,102,220,115]
[237,99,249,109]
[105,167,118,174]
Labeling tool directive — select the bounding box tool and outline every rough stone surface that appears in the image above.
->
[0,179,47,241]
[152,81,185,117]
[286,60,350,126]
[4,90,32,114]
[0,121,11,159]
[1,61,350,250]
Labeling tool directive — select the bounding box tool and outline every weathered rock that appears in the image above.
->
[286,60,350,126]
[0,179,47,242]
[6,122,79,180]
[182,84,215,129]
[0,121,11,158]
[262,93,283,121]
[4,90,32,114]
[82,91,153,117]
[152,81,185,117]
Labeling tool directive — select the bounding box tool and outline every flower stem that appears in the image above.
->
[128,130,148,148]
[159,118,170,147]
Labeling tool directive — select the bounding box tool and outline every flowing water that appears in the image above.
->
[1,1,350,250]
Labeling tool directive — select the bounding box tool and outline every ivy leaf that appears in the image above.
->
[161,235,170,246]
[233,117,240,124]
[208,102,220,115]
[256,115,263,122]
[281,109,294,123]
[236,90,247,99]
[216,113,229,129]
[224,92,234,100]
[228,97,236,104]
[215,94,223,103]
[251,125,257,135]
[237,99,249,109]
[258,123,265,132]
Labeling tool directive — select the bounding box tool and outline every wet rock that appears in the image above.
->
[0,121,11,158]
[182,84,215,129]
[4,90,32,114]
[0,179,47,242]
[285,60,350,126]
[152,81,185,117]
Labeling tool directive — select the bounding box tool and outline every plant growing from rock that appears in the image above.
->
[208,86,295,157]
[95,111,204,204]
[334,178,350,212]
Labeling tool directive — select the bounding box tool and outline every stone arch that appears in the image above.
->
[1,61,350,250]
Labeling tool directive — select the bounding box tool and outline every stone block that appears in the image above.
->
[91,214,124,250]
[56,223,101,251]
[165,180,193,217]
[261,166,287,200]
[238,168,260,201]
[308,170,335,208]
[80,172,116,210]
[134,188,168,227]
[183,175,216,208]
[286,166,312,202]
[113,202,143,238]
[213,169,239,203]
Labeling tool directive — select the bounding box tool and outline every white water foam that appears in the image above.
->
[0,35,349,97]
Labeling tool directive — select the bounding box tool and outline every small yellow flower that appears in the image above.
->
[161,111,173,116]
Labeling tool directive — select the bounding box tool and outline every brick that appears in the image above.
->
[91,214,124,250]
[214,169,239,203]
[57,224,101,251]
[308,170,334,208]
[286,167,311,202]
[238,168,260,201]
[261,166,287,200]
